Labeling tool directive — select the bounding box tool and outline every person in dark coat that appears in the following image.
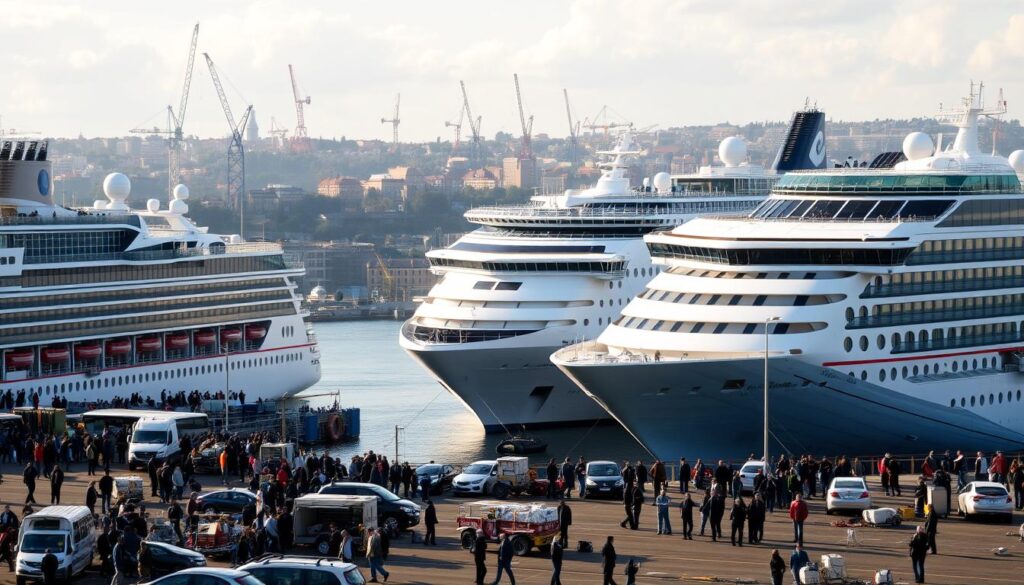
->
[629,484,644,530]
[748,493,766,544]
[546,459,559,499]
[620,483,634,529]
[714,460,731,491]
[601,536,617,585]
[709,489,726,542]
[889,458,902,496]
[22,462,37,504]
[49,465,64,505]
[147,456,159,497]
[698,492,710,536]
[679,458,691,494]
[85,482,98,515]
[729,498,747,546]
[278,508,293,551]
[557,500,572,547]
[769,549,786,585]
[923,507,939,554]
[493,532,515,584]
[41,549,58,585]
[636,461,648,493]
[909,526,929,583]
[680,493,694,539]
[914,478,928,517]
[550,540,563,585]
[471,530,488,585]
[423,500,437,545]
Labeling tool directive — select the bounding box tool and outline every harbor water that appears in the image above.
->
[301,320,649,465]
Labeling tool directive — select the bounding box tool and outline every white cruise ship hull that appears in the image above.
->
[556,352,1024,461]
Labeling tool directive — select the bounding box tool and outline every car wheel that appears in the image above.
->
[492,483,510,500]
[1006,513,1015,524]
[315,535,332,556]
[511,535,531,556]
[825,508,833,515]
[17,576,26,585]
[460,530,477,549]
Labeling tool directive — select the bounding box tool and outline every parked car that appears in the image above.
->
[139,541,206,579]
[196,488,257,514]
[318,482,421,532]
[958,481,1014,522]
[241,555,366,585]
[738,461,765,494]
[140,567,264,585]
[583,461,624,499]
[452,460,498,496]
[415,463,459,494]
[825,477,871,515]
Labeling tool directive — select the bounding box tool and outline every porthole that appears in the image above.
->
[950,399,955,407]
[913,365,919,375]
[879,369,886,382]
[845,308,854,321]
[952,362,959,372]
[902,366,908,378]
[598,318,603,326]
[971,396,976,406]
[609,282,614,290]
[859,336,868,351]
[584,319,590,326]
[890,367,897,380]
[982,358,989,368]
[972,359,978,369]
[600,300,604,307]
[960,397,966,407]
[892,332,901,346]
[618,282,622,288]
[999,392,1004,404]
[843,338,853,352]
[858,306,867,318]
[980,395,986,406]
[877,335,885,350]
[1018,390,1022,401]
[923,364,930,375]
[989,393,994,404]
[860,371,867,381]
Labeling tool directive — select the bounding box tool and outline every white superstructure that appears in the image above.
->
[400,131,775,430]
[0,141,320,404]
[554,85,1024,459]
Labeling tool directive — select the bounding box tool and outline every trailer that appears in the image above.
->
[456,501,559,556]
[490,457,564,500]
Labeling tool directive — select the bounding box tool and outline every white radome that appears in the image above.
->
[652,172,672,193]
[93,200,108,210]
[146,199,160,213]
[309,285,328,300]
[103,173,131,201]
[719,136,747,167]
[1009,150,1024,173]
[173,184,190,200]
[169,199,188,214]
[902,132,934,161]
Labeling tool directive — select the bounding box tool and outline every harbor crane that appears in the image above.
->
[381,93,401,151]
[130,22,199,199]
[445,104,465,150]
[0,116,41,138]
[583,104,632,136]
[460,80,483,163]
[563,88,580,170]
[513,74,534,158]
[289,64,312,152]
[203,53,252,235]
[268,117,289,149]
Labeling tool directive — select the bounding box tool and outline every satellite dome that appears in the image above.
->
[902,132,934,161]
[652,172,672,193]
[146,199,160,213]
[1009,150,1024,173]
[93,200,109,210]
[309,285,328,300]
[169,199,188,214]
[719,136,747,167]
[103,173,131,209]
[172,184,190,200]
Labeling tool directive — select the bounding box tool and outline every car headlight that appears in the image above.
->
[586,479,597,486]
[471,478,485,485]
[401,505,417,513]
[614,479,624,487]
[190,557,207,566]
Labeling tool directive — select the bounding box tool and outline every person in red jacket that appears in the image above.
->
[788,493,808,546]
[991,451,1007,484]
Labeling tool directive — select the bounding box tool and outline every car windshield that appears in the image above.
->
[977,486,1008,496]
[834,480,864,489]
[345,568,367,585]
[371,486,400,502]
[588,464,619,477]
[133,430,167,444]
[21,533,67,554]
[463,464,493,475]
[740,464,762,473]
[416,465,441,475]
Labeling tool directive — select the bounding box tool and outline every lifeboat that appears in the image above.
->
[194,331,216,346]
[167,333,190,349]
[4,350,34,369]
[245,325,267,340]
[220,328,243,343]
[41,347,70,364]
[105,340,131,355]
[136,337,162,352]
[74,344,102,360]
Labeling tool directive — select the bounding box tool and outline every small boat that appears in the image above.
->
[495,435,548,455]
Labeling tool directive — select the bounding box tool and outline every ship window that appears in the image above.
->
[495,282,521,291]
[788,200,814,217]
[774,322,790,334]
[859,336,868,351]
[843,337,852,352]
[866,200,906,219]
[743,323,757,334]
[835,200,877,220]
[670,322,684,333]
[690,323,704,333]
[713,323,727,334]
[473,281,494,290]
[877,335,885,350]
[971,396,976,406]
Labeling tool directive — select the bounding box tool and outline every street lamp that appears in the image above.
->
[764,316,781,473]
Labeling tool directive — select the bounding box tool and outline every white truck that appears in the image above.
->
[291,494,378,556]
[127,411,208,470]
[16,506,96,585]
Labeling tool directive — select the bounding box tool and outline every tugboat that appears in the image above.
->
[495,434,548,455]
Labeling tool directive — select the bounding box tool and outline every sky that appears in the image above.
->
[2,0,1024,142]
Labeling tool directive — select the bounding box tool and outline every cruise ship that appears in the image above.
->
[401,113,826,431]
[0,141,321,403]
[553,86,1024,460]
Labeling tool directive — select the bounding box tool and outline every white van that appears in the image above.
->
[128,412,208,470]
[16,506,95,585]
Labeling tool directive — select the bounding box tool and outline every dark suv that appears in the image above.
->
[318,482,421,532]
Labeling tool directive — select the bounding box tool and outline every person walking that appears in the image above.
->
[909,526,929,583]
[49,464,63,505]
[492,532,515,585]
[652,459,666,496]
[788,493,808,546]
[99,471,114,514]
[769,549,786,585]
[147,455,159,498]
[601,536,617,585]
[655,488,672,535]
[557,500,572,547]
[575,457,587,499]
[629,483,644,530]
[550,539,563,585]
[923,507,939,555]
[710,488,726,542]
[748,493,766,544]
[22,461,37,505]
[366,527,390,583]
[698,492,710,536]
[729,498,747,546]
[111,532,129,585]
[636,460,648,493]
[625,558,640,585]
[1012,461,1024,511]
[914,478,928,517]
[546,459,559,500]
[953,450,967,491]
[41,549,58,585]
[790,544,809,585]
[423,499,437,546]
[680,493,694,539]
[679,458,691,494]
[561,458,575,499]
[85,482,98,516]
[620,483,635,529]
[471,530,488,585]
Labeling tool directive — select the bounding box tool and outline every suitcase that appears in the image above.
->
[862,507,898,524]
[820,554,846,580]
[874,569,894,584]
[927,485,948,516]
[799,565,820,584]
[898,507,916,520]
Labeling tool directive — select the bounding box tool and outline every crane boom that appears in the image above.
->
[175,23,200,130]
[514,74,532,158]
[380,93,400,148]
[203,53,236,131]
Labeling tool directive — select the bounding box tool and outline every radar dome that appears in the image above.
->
[1009,150,1024,173]
[146,199,160,213]
[719,136,747,167]
[103,173,131,201]
[652,172,672,193]
[902,132,934,161]
[93,200,109,210]
[172,184,190,200]
[309,285,328,301]
[169,199,188,214]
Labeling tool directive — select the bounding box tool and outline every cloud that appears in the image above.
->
[969,13,1024,75]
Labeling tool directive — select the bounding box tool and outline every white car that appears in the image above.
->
[738,460,765,494]
[141,567,265,585]
[452,460,498,495]
[242,555,366,585]
[825,477,871,514]
[958,481,1014,522]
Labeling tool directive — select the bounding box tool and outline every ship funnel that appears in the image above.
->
[771,109,827,172]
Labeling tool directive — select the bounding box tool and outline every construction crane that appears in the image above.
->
[513,73,534,159]
[563,88,580,170]
[203,53,252,235]
[268,117,289,150]
[288,64,312,152]
[371,251,401,302]
[583,104,631,135]
[130,23,199,199]
[381,93,401,151]
[445,104,464,151]
[460,80,483,163]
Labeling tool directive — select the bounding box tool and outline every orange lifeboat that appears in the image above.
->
[4,350,34,369]
[245,325,267,341]
[194,331,216,346]
[166,333,190,349]
[136,337,162,352]
[220,328,243,343]
[105,340,131,355]
[41,347,70,364]
[74,344,102,360]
